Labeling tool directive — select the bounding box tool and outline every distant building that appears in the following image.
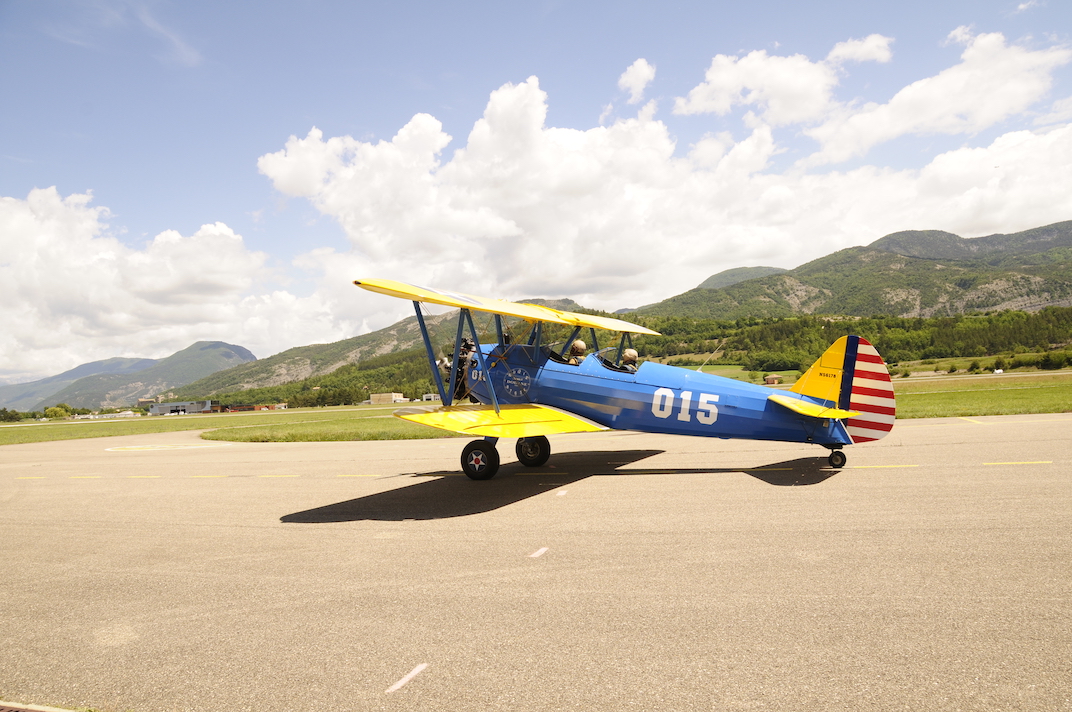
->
[137,397,161,408]
[763,374,783,385]
[75,410,140,420]
[422,393,441,402]
[225,404,286,412]
[370,392,406,404]
[148,400,221,416]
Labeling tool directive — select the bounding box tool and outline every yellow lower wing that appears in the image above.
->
[768,393,859,420]
[395,403,607,438]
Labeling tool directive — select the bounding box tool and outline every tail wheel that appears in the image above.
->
[828,450,847,468]
[515,436,551,467]
[461,440,500,480]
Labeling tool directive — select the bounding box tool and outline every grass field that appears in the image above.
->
[891,371,1072,419]
[2,371,1069,445]
[0,406,436,446]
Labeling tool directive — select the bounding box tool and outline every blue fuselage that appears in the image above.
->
[465,343,852,447]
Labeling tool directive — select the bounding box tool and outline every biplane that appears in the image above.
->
[354,278,896,479]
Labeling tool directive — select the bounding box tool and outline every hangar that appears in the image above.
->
[148,400,221,416]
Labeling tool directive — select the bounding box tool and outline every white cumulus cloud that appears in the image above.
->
[674,29,1069,166]
[618,58,657,104]
[826,34,894,65]
[0,188,349,379]
[674,49,839,125]
[673,35,892,127]
[804,28,1072,165]
[260,74,1072,332]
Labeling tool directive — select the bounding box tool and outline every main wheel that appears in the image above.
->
[461,440,500,480]
[515,436,551,467]
[828,450,847,468]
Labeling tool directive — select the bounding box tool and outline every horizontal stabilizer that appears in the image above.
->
[768,393,859,420]
[395,403,608,438]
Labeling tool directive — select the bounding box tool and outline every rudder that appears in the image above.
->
[791,336,896,443]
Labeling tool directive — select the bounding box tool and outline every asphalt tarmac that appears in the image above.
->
[1,413,1071,712]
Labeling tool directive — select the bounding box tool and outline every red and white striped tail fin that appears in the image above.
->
[844,337,896,443]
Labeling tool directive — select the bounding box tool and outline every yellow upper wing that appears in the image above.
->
[395,403,608,438]
[354,277,659,335]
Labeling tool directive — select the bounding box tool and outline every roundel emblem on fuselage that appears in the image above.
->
[503,367,532,398]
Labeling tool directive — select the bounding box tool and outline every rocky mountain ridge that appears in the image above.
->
[637,220,1072,319]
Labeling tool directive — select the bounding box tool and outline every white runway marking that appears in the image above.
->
[983,460,1052,465]
[556,490,568,496]
[106,443,233,451]
[386,663,428,693]
[530,547,549,558]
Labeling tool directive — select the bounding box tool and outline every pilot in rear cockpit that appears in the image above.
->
[567,340,587,365]
[621,348,638,373]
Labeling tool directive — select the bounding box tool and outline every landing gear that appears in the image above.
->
[515,436,551,467]
[827,449,847,468]
[461,440,500,480]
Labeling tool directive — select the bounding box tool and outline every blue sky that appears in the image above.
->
[1,0,1070,380]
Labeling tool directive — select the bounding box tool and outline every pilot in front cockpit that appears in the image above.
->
[567,340,587,365]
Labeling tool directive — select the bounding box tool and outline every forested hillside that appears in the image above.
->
[697,266,788,290]
[630,307,1072,370]
[205,349,436,408]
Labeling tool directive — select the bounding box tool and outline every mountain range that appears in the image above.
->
[0,357,158,412]
[1,342,255,411]
[636,220,1072,319]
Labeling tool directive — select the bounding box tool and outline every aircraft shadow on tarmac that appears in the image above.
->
[280,452,838,523]
[592,457,838,487]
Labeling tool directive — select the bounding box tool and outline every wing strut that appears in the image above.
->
[494,314,505,347]
[414,301,449,404]
[448,306,467,406]
[614,332,634,367]
[462,308,501,414]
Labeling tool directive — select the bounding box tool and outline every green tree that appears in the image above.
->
[1039,352,1067,370]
